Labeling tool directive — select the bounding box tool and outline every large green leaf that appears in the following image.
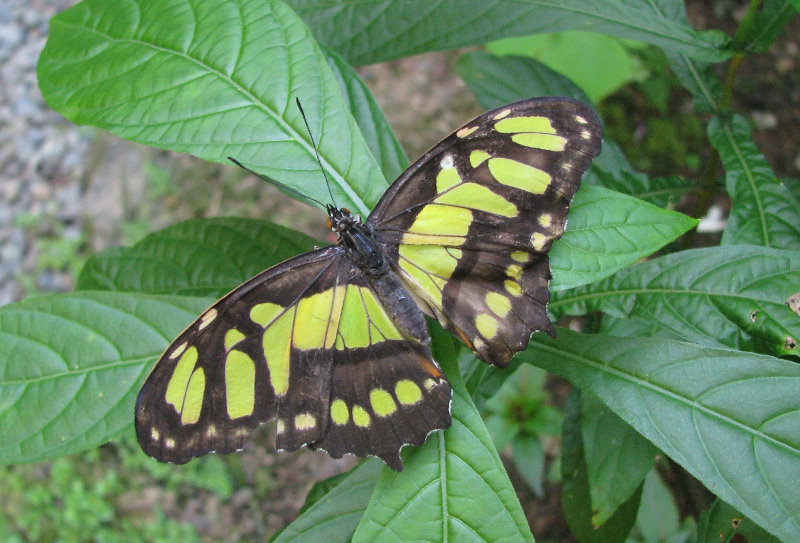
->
[0,292,211,464]
[322,45,408,181]
[38,0,385,215]
[561,390,642,543]
[271,460,382,543]
[552,246,800,358]
[77,218,318,297]
[708,115,800,249]
[525,329,800,542]
[581,392,658,526]
[550,185,698,290]
[352,327,534,542]
[288,0,729,66]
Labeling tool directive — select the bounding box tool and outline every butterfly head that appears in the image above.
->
[326,205,360,234]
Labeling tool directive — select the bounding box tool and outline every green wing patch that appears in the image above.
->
[369,97,603,366]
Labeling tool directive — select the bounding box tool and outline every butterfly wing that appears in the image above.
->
[135,246,450,469]
[311,269,451,470]
[368,97,602,367]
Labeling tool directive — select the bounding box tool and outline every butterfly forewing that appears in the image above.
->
[369,97,603,366]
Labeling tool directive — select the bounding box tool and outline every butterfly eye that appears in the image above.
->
[342,207,350,214]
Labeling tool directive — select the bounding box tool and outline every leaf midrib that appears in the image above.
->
[52,17,370,215]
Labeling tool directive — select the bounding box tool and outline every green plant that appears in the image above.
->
[0,450,203,543]
[1,0,797,541]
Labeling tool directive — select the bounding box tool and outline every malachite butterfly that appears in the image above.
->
[135,97,603,470]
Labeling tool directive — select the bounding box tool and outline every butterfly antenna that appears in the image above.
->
[226,157,326,208]
[296,98,337,208]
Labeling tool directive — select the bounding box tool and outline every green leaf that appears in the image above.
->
[511,435,546,497]
[635,470,685,541]
[38,0,385,215]
[582,139,700,206]
[352,325,534,542]
[561,390,642,543]
[552,246,800,358]
[457,51,593,108]
[653,0,723,113]
[736,0,797,53]
[708,115,800,249]
[0,292,211,464]
[551,185,698,291]
[783,177,800,203]
[526,329,800,542]
[737,517,785,543]
[696,500,742,543]
[271,460,382,543]
[581,392,658,526]
[322,45,408,181]
[487,32,645,102]
[588,168,696,208]
[77,218,318,297]
[288,0,730,66]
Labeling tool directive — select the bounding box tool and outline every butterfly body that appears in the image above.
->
[328,206,385,273]
[136,97,603,470]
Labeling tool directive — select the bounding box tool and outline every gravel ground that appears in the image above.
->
[0,0,87,304]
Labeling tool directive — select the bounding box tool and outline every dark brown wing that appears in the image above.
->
[135,245,450,470]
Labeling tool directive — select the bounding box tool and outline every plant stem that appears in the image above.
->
[688,2,757,245]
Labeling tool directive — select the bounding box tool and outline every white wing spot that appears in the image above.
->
[456,125,478,138]
[575,115,588,124]
[165,438,176,449]
[440,154,454,169]
[561,162,574,171]
[206,425,217,438]
[199,308,218,330]
[581,129,591,140]
[169,341,188,360]
[151,427,160,440]
[493,109,511,120]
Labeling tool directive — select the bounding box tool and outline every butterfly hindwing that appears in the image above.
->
[311,270,451,470]
[369,97,603,366]
[135,246,451,469]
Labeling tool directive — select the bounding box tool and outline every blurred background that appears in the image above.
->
[1,0,798,541]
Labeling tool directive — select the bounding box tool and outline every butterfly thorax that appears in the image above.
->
[327,205,384,274]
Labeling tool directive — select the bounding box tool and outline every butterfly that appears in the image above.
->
[135,97,602,471]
